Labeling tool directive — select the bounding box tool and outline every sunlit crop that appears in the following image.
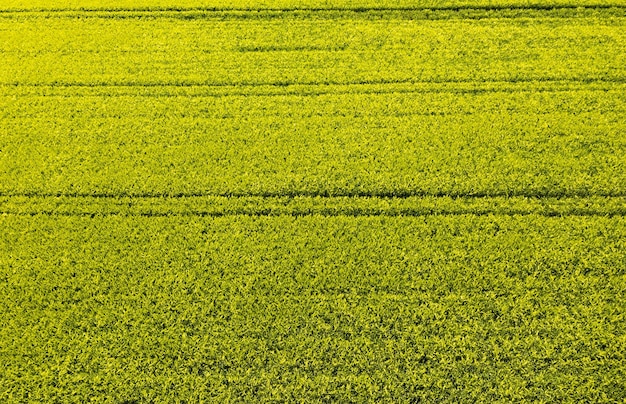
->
[1,1,625,402]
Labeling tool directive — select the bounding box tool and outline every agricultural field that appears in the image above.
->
[1,0,625,402]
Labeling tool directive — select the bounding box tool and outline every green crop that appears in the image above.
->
[1,11,625,198]
[2,0,626,10]
[1,1,625,402]
[2,86,626,197]
[1,214,625,402]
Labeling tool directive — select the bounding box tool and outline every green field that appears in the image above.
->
[1,1,625,402]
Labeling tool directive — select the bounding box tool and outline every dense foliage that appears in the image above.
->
[1,1,625,402]
[2,0,626,10]
[2,215,625,401]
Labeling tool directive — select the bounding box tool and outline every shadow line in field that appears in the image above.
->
[2,194,623,217]
[3,78,625,91]
[0,5,624,20]
[2,191,626,199]
[1,210,624,218]
[3,85,622,98]
[1,4,624,13]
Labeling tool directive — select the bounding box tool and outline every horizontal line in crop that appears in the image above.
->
[3,211,623,218]
[1,4,624,12]
[1,195,624,218]
[3,191,626,198]
[2,82,622,99]
[2,77,625,89]
[0,5,624,20]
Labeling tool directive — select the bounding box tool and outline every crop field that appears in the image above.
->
[1,0,626,402]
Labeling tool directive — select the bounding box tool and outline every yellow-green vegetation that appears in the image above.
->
[3,0,626,10]
[2,215,625,402]
[1,0,625,402]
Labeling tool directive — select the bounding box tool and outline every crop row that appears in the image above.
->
[1,195,625,217]
[1,17,625,86]
[3,84,626,117]
[2,87,624,197]
[1,214,624,401]
[2,0,626,11]
[2,15,625,54]
[2,7,624,21]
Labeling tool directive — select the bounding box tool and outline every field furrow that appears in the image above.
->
[2,0,626,10]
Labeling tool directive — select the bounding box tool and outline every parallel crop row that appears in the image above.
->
[2,0,626,11]
[1,17,625,86]
[1,195,625,217]
[1,214,625,402]
[2,87,625,197]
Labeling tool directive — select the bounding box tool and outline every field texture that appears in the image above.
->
[1,0,626,402]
